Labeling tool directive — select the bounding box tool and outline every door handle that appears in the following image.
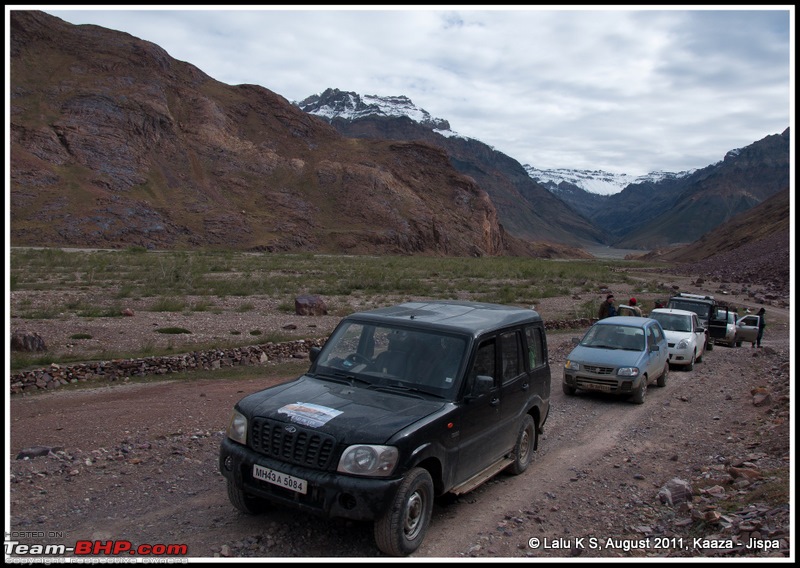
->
[490,397,500,406]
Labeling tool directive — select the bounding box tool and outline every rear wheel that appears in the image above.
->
[508,414,536,475]
[374,467,434,557]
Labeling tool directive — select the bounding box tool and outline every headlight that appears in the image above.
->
[618,367,640,377]
[338,445,398,477]
[677,339,689,349]
[226,410,248,445]
[564,360,580,371]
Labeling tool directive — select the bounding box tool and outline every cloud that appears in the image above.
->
[39,6,793,175]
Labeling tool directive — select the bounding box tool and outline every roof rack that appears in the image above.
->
[672,292,714,301]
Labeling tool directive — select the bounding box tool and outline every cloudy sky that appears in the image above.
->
[32,6,794,175]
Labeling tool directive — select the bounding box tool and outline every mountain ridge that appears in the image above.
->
[298,89,789,250]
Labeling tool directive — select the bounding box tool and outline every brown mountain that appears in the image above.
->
[11,10,589,258]
[298,89,606,247]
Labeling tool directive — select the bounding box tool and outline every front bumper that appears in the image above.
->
[563,370,641,395]
[667,346,693,365]
[219,437,403,521]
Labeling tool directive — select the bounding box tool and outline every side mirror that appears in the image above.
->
[309,346,321,363]
[466,375,494,399]
[649,344,660,353]
[697,327,705,333]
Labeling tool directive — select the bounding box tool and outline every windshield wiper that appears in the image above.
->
[373,384,444,399]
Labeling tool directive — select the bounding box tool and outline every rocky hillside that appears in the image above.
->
[11,10,589,259]
[637,187,790,297]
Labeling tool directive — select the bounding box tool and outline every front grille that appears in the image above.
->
[583,365,614,375]
[250,418,336,470]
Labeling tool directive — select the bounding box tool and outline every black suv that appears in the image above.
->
[219,300,551,556]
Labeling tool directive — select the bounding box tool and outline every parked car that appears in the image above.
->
[665,293,732,350]
[649,308,705,370]
[562,316,669,404]
[735,314,761,347]
[713,308,738,347]
[219,300,551,556]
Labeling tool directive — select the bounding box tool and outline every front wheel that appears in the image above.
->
[508,414,536,475]
[631,377,647,404]
[657,363,669,386]
[374,467,434,557]
[684,353,695,372]
[227,480,269,514]
[563,383,576,396]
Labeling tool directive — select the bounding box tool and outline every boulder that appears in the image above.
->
[295,295,328,316]
[11,331,47,352]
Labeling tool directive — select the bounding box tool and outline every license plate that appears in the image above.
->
[253,464,308,494]
[584,383,611,392]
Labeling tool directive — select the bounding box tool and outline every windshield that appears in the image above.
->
[668,300,710,320]
[580,324,645,351]
[311,320,468,398]
[650,313,692,332]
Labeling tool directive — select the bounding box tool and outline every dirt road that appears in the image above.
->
[8,310,791,560]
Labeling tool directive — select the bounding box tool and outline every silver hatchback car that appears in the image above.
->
[563,316,670,404]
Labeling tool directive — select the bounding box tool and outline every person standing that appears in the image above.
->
[756,307,766,347]
[598,294,617,319]
[628,297,643,316]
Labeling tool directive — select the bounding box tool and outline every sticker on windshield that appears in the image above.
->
[278,402,343,428]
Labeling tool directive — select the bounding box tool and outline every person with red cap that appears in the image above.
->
[618,297,643,317]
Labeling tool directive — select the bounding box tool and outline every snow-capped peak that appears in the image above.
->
[296,88,465,138]
[523,165,694,196]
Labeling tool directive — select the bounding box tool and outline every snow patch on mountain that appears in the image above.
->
[297,89,471,141]
[524,165,694,196]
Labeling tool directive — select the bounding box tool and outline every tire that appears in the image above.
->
[684,353,695,372]
[562,383,576,396]
[657,363,669,386]
[735,341,742,348]
[631,377,647,404]
[374,467,434,557]
[227,480,269,515]
[706,340,714,351]
[508,414,536,475]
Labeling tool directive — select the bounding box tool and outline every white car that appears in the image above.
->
[649,308,705,371]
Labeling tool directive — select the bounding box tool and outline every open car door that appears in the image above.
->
[707,306,731,343]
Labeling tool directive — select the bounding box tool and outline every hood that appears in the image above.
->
[661,329,693,343]
[236,375,445,445]
[567,344,644,367]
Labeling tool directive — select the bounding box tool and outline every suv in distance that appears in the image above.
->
[219,300,551,556]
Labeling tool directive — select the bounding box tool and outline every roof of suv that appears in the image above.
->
[347,300,542,336]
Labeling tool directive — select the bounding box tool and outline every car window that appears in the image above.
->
[500,331,522,384]
[466,339,496,395]
[650,325,664,345]
[524,325,545,369]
